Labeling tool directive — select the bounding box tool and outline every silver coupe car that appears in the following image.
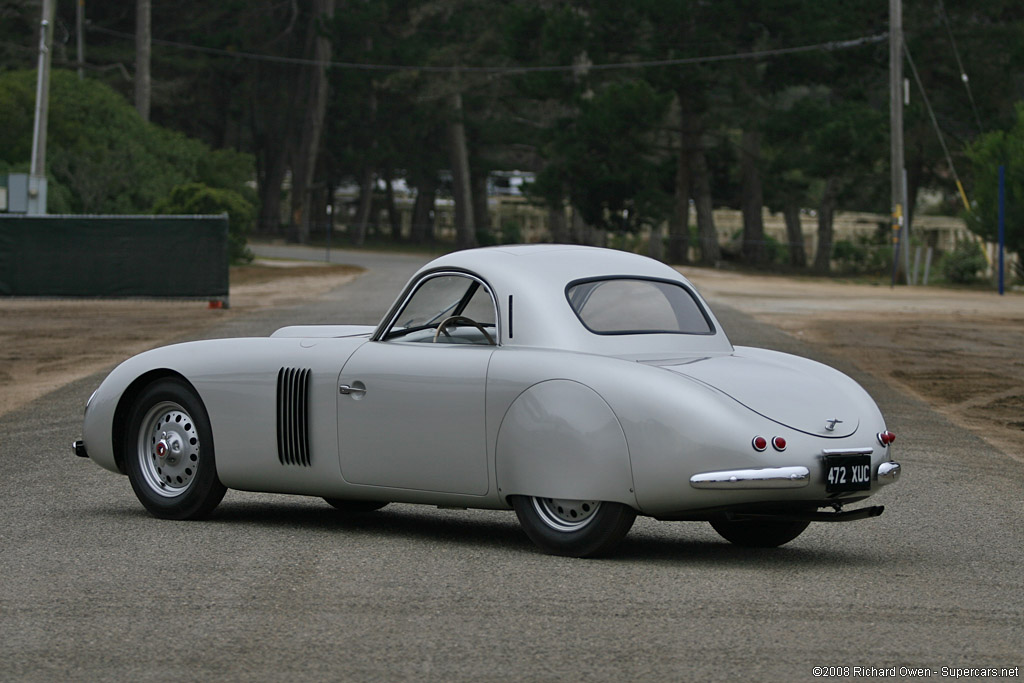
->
[75,245,900,556]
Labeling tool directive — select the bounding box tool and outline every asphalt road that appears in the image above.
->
[1,246,1021,682]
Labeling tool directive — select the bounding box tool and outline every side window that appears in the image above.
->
[383,274,497,345]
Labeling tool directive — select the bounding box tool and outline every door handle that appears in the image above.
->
[339,384,366,396]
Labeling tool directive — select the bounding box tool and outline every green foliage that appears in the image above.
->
[940,240,988,285]
[152,183,255,264]
[19,0,1018,257]
[763,235,788,265]
[830,234,892,275]
[0,69,255,216]
[966,102,1024,256]
[533,80,671,232]
[499,218,523,245]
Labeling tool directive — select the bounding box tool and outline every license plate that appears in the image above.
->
[824,454,872,492]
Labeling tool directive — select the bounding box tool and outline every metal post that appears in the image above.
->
[923,246,933,286]
[889,0,905,288]
[998,165,1005,296]
[28,0,54,215]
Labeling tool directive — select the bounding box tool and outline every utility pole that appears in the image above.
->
[28,0,55,215]
[889,0,906,287]
[135,0,151,121]
[76,0,85,80]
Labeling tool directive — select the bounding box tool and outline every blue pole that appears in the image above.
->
[998,165,1005,296]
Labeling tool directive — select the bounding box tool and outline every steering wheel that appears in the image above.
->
[432,315,495,345]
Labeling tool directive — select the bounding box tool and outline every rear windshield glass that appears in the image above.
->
[566,278,713,335]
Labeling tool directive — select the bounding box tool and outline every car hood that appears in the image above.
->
[644,351,861,438]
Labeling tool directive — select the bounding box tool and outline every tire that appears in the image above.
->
[709,517,809,548]
[323,498,388,513]
[511,496,636,557]
[124,378,226,520]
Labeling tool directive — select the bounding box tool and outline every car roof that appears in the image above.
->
[423,244,682,283]
[401,245,733,357]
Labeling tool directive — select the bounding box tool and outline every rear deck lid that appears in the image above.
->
[647,353,860,438]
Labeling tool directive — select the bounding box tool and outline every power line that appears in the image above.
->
[936,0,984,135]
[903,43,970,211]
[85,25,887,74]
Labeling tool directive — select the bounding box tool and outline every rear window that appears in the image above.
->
[566,278,714,335]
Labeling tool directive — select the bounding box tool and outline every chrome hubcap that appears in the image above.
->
[138,401,200,498]
[531,497,601,532]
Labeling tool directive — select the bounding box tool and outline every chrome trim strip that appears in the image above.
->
[690,466,810,490]
[877,461,901,485]
[821,447,874,456]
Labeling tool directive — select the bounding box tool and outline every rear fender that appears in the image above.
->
[495,380,637,507]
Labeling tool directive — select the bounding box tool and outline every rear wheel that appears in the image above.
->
[323,498,388,513]
[511,496,636,557]
[709,517,809,548]
[124,378,226,520]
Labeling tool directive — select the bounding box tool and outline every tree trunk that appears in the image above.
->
[667,100,691,265]
[691,146,719,265]
[410,174,437,244]
[571,209,594,246]
[289,0,335,244]
[134,0,151,121]
[813,177,839,274]
[384,168,402,242]
[447,90,476,249]
[471,172,491,244]
[256,145,288,235]
[783,203,807,268]
[740,129,766,265]
[352,167,374,246]
[548,204,568,243]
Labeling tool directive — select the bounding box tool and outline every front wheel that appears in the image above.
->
[124,378,226,520]
[511,496,636,557]
[709,517,809,548]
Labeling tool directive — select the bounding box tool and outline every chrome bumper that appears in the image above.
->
[877,461,901,485]
[690,466,810,490]
[690,461,902,490]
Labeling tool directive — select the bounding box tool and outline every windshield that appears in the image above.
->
[382,273,497,343]
[566,278,713,335]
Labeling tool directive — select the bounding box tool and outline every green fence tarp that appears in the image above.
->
[0,215,228,298]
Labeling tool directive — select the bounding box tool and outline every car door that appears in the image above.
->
[336,272,498,495]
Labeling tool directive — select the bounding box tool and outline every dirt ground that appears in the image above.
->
[0,260,362,418]
[680,267,1024,460]
[1,258,1020,461]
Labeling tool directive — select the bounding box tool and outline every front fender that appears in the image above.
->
[495,379,637,507]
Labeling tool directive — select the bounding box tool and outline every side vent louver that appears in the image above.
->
[276,367,312,466]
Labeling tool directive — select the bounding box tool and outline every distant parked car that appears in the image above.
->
[75,245,900,556]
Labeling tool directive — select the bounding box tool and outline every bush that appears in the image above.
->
[153,183,255,263]
[831,234,891,274]
[941,240,988,284]
[0,69,255,216]
[764,234,788,265]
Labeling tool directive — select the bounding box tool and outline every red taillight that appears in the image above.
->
[877,430,896,446]
[752,436,768,452]
[772,436,787,452]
